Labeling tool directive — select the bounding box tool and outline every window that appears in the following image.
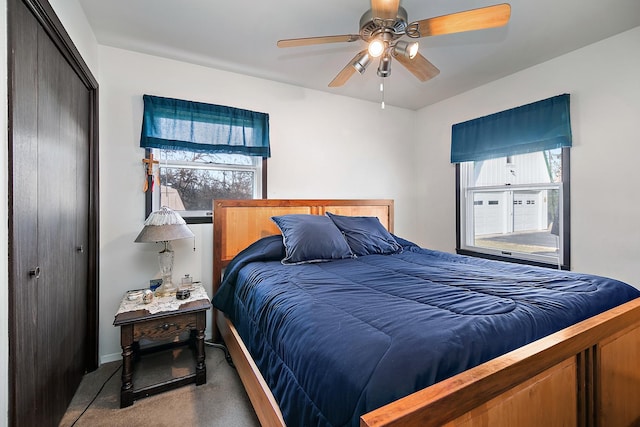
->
[457,148,570,269]
[146,149,266,223]
[452,94,572,269]
[140,95,270,223]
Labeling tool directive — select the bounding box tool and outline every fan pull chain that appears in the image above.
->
[380,80,385,109]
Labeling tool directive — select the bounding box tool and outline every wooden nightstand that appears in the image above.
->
[113,287,211,408]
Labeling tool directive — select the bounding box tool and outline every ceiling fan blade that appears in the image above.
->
[371,0,400,21]
[393,52,440,82]
[415,3,511,37]
[328,51,367,87]
[277,34,360,48]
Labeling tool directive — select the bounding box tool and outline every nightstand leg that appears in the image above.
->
[195,312,206,385]
[120,324,135,407]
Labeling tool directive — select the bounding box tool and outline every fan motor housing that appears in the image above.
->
[359,6,408,42]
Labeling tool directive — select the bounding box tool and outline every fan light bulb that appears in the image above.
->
[394,40,419,60]
[408,42,419,59]
[368,39,385,58]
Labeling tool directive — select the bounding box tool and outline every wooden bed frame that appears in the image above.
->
[212,199,640,427]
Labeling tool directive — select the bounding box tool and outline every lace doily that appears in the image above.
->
[116,284,209,315]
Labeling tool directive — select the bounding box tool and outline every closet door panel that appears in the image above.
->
[36,24,88,421]
[72,78,91,375]
[9,2,40,424]
[68,44,91,399]
[36,25,72,422]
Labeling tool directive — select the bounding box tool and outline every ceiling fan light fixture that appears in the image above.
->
[368,39,386,58]
[377,54,392,78]
[394,40,419,59]
[278,2,510,88]
[351,51,371,74]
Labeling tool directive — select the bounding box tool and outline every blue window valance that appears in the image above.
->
[451,94,571,163]
[140,94,270,158]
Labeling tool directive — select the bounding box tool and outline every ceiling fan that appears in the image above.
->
[277,0,511,87]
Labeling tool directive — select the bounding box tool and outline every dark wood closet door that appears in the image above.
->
[35,22,91,421]
[9,0,92,425]
[10,1,40,423]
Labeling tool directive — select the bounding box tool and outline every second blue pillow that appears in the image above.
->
[326,212,402,256]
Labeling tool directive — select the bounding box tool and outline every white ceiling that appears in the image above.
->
[77,0,640,110]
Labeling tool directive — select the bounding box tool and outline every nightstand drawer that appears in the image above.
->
[133,313,197,341]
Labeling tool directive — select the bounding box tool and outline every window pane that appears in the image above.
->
[159,167,254,211]
[159,149,255,166]
[471,188,560,258]
[466,149,562,187]
[146,147,264,223]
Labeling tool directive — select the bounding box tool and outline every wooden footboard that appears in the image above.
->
[219,299,640,427]
[361,297,640,427]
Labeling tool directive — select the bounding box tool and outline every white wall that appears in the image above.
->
[98,46,417,361]
[48,0,99,73]
[413,27,640,288]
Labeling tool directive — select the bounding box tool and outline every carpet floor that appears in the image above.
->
[59,344,260,427]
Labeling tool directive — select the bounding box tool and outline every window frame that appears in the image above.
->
[455,148,571,270]
[144,148,267,224]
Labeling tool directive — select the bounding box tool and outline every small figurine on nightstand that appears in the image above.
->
[142,289,154,304]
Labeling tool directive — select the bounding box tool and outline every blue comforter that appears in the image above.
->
[212,235,640,427]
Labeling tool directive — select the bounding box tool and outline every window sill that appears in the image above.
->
[182,216,212,225]
[455,248,569,271]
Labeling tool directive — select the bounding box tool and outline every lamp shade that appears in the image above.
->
[134,206,194,243]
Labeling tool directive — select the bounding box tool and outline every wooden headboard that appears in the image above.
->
[212,199,394,294]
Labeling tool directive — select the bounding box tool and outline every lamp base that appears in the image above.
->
[154,281,177,297]
[156,245,176,296]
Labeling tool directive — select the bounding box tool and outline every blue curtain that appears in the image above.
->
[451,94,571,163]
[140,94,270,158]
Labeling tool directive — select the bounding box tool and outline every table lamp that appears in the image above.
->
[135,206,194,296]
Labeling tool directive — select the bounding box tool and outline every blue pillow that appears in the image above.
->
[391,233,419,249]
[326,212,402,256]
[271,214,353,265]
